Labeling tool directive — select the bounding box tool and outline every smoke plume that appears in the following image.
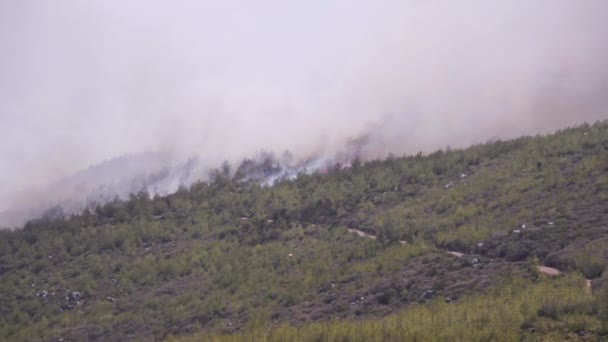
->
[1,1,607,227]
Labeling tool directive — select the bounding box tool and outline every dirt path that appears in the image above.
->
[537,265,592,292]
[347,228,407,244]
[347,229,593,292]
[537,265,562,276]
[447,251,465,258]
[347,228,377,240]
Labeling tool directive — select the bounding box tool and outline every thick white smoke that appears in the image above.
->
[1,1,607,227]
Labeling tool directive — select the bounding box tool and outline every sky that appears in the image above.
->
[1,1,608,222]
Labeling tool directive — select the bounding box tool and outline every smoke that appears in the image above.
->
[1,1,607,227]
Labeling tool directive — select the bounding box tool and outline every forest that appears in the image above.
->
[0,121,607,341]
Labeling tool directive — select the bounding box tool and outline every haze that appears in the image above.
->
[1,1,607,226]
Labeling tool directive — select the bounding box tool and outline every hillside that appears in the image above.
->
[1,121,608,341]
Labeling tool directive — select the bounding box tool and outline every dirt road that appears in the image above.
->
[347,228,377,240]
[537,265,561,276]
[347,228,593,292]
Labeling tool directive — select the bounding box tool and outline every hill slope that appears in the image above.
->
[1,121,608,341]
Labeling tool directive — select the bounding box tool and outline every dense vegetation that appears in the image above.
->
[175,275,608,342]
[1,121,607,341]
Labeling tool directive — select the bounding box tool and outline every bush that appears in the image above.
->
[575,254,605,279]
